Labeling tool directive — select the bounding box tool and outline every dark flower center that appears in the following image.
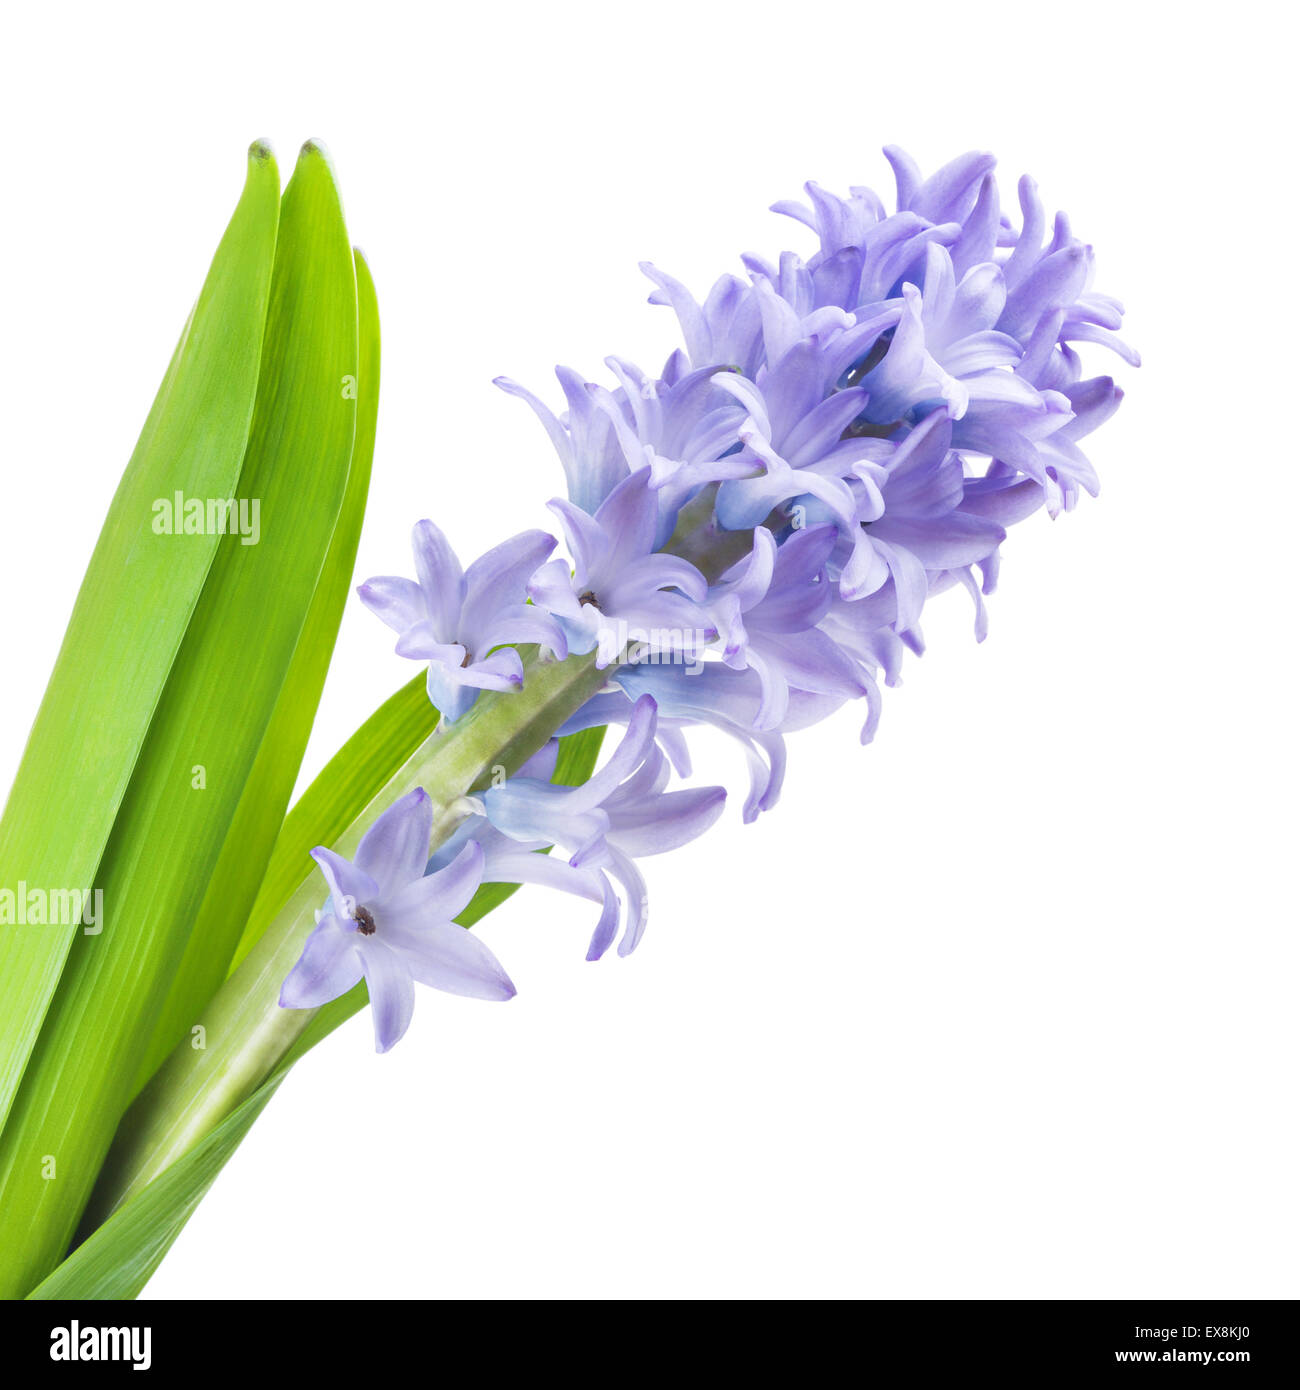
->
[578,590,601,610]
[354,904,377,935]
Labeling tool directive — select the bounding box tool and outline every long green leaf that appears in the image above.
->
[27,1074,286,1301]
[0,142,359,1297]
[135,249,382,1090]
[0,145,280,1137]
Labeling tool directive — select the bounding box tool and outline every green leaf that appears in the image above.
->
[135,248,382,1090]
[27,1073,286,1301]
[0,142,359,1298]
[0,144,280,1138]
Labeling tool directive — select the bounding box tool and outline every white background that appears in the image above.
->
[1,1,1295,1299]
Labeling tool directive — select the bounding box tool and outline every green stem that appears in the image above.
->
[83,648,606,1230]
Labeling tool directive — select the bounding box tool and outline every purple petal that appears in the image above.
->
[459,529,558,650]
[592,468,659,571]
[411,520,466,644]
[482,846,605,903]
[427,666,481,723]
[871,512,1006,570]
[380,840,485,926]
[494,376,573,472]
[393,623,465,665]
[585,876,621,961]
[280,918,364,1009]
[458,646,525,692]
[547,497,609,584]
[911,150,996,224]
[527,557,584,620]
[567,695,658,813]
[357,576,426,635]
[358,939,416,1053]
[481,603,568,659]
[355,788,433,898]
[391,919,516,1002]
[608,846,650,957]
[310,847,378,919]
[608,786,726,857]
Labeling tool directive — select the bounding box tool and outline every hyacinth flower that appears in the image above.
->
[494,366,632,516]
[855,246,1032,425]
[280,790,514,1052]
[839,408,1007,632]
[432,697,726,958]
[709,344,866,539]
[527,467,717,666]
[710,525,873,731]
[358,521,567,721]
[0,142,1134,1300]
[558,666,845,823]
[586,359,755,547]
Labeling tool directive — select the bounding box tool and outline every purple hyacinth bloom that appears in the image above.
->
[711,524,874,731]
[961,374,1125,519]
[562,666,848,822]
[443,696,726,958]
[709,343,868,534]
[586,358,754,548]
[837,408,1007,630]
[495,367,631,516]
[499,358,753,548]
[884,146,997,227]
[640,261,769,376]
[768,148,997,312]
[769,189,957,309]
[998,175,1139,369]
[857,245,1032,425]
[358,522,567,722]
[528,467,715,667]
[428,742,611,926]
[818,580,911,694]
[280,789,514,1053]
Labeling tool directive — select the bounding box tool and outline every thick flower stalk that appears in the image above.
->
[77,146,1134,1275]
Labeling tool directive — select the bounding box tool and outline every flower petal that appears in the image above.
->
[381,840,486,926]
[355,788,434,898]
[608,786,726,858]
[358,939,416,1053]
[394,921,516,1002]
[356,576,426,635]
[459,529,558,651]
[279,918,364,1009]
[411,520,466,643]
[309,847,377,919]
